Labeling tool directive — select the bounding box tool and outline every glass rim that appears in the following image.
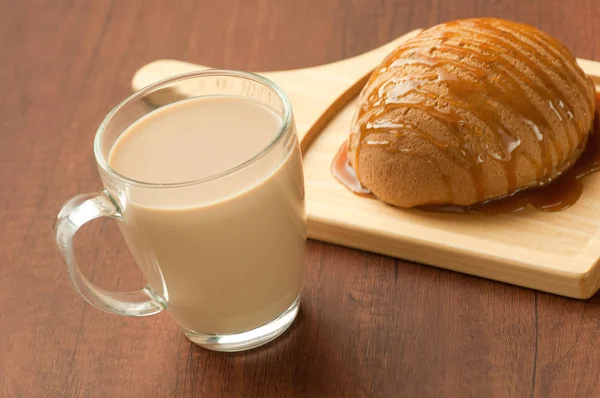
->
[93,69,293,188]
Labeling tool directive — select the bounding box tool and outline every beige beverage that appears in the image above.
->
[107,95,306,335]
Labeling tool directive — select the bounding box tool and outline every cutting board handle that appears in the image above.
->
[131,29,422,93]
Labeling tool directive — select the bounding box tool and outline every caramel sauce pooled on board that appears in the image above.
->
[348,18,594,205]
[332,94,600,215]
[331,142,371,196]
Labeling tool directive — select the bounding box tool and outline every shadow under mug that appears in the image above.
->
[54,70,307,352]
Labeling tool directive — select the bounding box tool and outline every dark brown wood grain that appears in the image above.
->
[1,0,600,396]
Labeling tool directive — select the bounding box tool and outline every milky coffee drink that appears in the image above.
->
[108,95,306,334]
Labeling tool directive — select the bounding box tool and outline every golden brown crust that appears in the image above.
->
[349,18,596,207]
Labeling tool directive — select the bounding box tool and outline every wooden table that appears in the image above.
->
[2,0,600,396]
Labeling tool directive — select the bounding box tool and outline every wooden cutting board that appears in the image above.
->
[132,30,600,299]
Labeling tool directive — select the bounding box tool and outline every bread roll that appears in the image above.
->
[349,18,596,207]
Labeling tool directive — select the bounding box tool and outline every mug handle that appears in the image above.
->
[54,190,166,316]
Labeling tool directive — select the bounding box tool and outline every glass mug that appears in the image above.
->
[54,70,306,352]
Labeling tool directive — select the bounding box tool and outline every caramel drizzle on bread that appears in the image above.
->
[352,18,595,203]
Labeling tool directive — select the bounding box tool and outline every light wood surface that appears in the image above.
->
[132,33,600,299]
